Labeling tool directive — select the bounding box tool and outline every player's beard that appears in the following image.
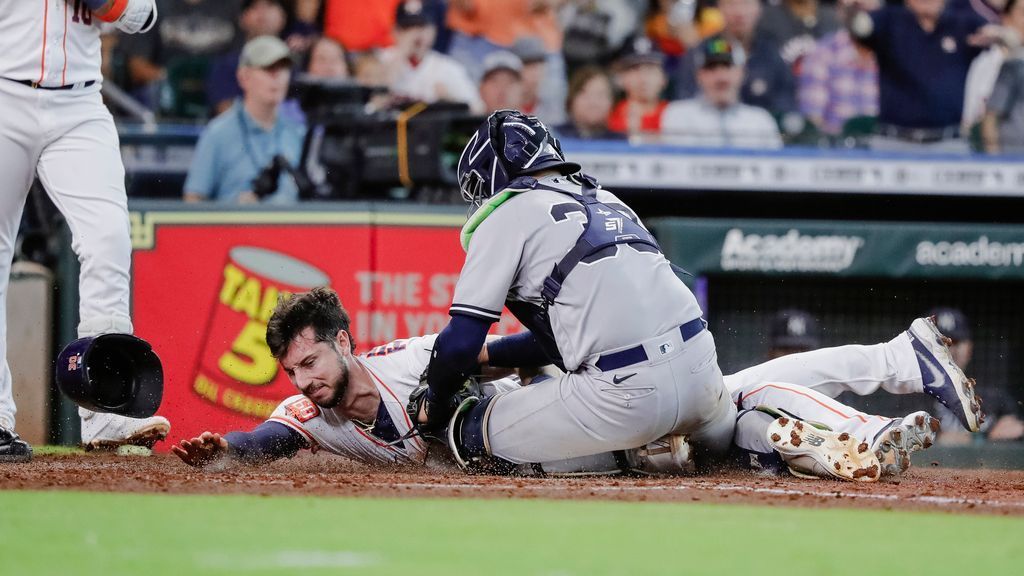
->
[314,348,350,409]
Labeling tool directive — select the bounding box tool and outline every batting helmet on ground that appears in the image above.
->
[55,334,163,418]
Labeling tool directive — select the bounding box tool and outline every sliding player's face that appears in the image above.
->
[281,327,351,408]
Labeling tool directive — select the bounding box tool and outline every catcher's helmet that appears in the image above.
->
[456,109,581,206]
[56,333,164,418]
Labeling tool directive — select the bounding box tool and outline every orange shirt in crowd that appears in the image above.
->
[323,0,402,51]
[645,8,724,57]
[607,100,670,134]
[447,0,561,50]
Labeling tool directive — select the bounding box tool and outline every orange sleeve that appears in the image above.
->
[94,0,129,23]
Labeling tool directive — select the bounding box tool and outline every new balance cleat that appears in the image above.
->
[908,316,983,431]
[872,411,940,478]
[81,412,170,452]
[0,425,32,463]
[768,417,880,482]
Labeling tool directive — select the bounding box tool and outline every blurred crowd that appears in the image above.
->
[93,0,1024,201]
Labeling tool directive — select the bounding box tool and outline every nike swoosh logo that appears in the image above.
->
[916,348,948,389]
[612,373,637,384]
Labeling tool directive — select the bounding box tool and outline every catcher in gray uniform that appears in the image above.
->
[413,110,736,471]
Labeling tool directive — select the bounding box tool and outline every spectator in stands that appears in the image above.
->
[554,66,625,139]
[608,36,670,137]
[646,0,724,64]
[380,1,483,112]
[348,51,396,113]
[306,37,350,79]
[962,0,1014,134]
[927,307,1024,444]
[662,38,783,148]
[322,0,399,52]
[446,0,563,79]
[286,0,324,53]
[980,0,1024,152]
[448,1,569,132]
[562,0,647,75]
[798,0,879,135]
[674,0,797,115]
[478,51,526,114]
[184,37,305,204]
[767,309,821,359]
[207,0,289,116]
[512,36,567,125]
[121,0,243,119]
[758,0,840,70]
[848,0,1004,152]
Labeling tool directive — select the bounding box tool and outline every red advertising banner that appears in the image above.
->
[130,210,521,449]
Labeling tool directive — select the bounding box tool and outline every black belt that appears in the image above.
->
[5,78,96,90]
[875,123,961,144]
[595,318,707,372]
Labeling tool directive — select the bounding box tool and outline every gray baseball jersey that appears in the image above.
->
[450,175,703,372]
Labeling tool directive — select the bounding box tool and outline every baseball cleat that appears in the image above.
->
[907,316,983,432]
[630,434,695,475]
[0,425,32,463]
[767,417,880,482]
[80,412,170,452]
[872,411,940,478]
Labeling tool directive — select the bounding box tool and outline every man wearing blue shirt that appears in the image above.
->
[849,0,1004,151]
[184,35,305,204]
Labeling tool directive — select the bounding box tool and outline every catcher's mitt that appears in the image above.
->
[406,369,481,438]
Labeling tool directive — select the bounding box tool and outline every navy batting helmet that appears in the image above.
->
[456,109,581,206]
[56,334,164,418]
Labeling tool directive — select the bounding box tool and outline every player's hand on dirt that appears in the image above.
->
[171,432,229,468]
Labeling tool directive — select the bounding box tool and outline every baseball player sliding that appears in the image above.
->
[174,287,975,483]
[0,0,170,462]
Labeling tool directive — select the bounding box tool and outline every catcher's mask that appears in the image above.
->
[56,333,164,418]
[456,109,581,206]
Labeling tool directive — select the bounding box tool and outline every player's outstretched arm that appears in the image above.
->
[172,431,230,468]
[172,422,309,469]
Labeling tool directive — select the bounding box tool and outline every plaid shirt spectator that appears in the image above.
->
[798,29,879,135]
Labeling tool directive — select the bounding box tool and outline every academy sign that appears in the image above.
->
[720,228,865,273]
[916,236,1024,268]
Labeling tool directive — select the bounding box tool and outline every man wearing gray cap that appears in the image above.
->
[478,51,526,114]
[184,36,305,204]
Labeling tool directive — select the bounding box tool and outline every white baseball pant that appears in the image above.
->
[0,80,132,430]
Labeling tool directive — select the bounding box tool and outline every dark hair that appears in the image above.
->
[266,286,356,358]
[1006,0,1019,15]
[565,65,613,112]
[304,36,349,75]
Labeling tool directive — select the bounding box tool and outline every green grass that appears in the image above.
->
[31,445,86,456]
[1,491,1022,576]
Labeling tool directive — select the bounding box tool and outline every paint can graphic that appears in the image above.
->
[192,247,330,420]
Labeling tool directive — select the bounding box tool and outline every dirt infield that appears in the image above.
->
[3,452,1024,516]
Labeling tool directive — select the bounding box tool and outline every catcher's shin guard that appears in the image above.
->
[446,394,516,475]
